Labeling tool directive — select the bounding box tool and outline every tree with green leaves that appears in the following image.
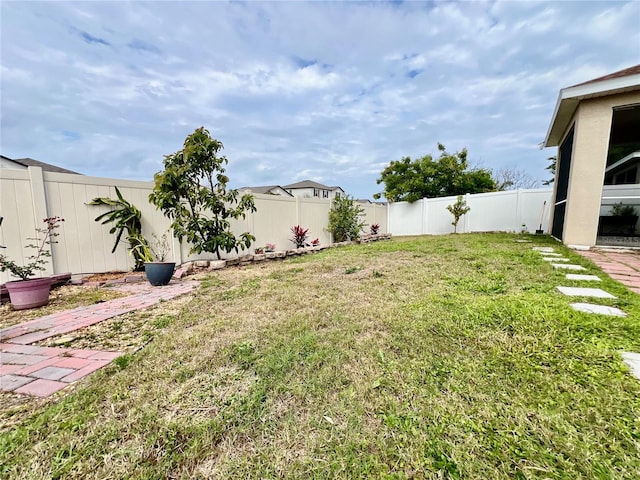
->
[328,195,366,242]
[446,195,470,233]
[149,127,256,260]
[542,155,556,186]
[374,143,496,202]
[89,187,151,270]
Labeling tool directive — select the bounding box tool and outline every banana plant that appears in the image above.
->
[89,186,152,270]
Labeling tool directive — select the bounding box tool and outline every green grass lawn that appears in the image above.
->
[2,233,640,479]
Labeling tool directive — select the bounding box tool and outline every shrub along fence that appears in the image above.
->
[0,167,387,282]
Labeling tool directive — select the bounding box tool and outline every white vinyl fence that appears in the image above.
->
[388,189,554,236]
[0,167,387,282]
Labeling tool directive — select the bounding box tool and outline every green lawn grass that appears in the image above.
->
[2,233,639,479]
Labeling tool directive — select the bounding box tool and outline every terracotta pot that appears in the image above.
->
[5,277,51,310]
[144,262,176,286]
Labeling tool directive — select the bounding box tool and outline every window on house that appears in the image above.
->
[335,192,341,198]
[323,190,328,198]
[314,188,319,197]
[615,167,638,184]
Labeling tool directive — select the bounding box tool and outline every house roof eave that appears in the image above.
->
[543,72,640,148]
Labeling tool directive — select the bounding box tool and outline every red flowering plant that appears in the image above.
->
[290,225,309,248]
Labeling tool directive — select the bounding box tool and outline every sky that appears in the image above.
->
[1,1,639,200]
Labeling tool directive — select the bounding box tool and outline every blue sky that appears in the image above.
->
[1,1,639,199]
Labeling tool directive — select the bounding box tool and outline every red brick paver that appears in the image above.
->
[577,249,640,294]
[14,379,68,397]
[1,280,198,397]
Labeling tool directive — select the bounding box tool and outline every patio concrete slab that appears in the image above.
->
[566,274,601,281]
[570,303,627,316]
[556,286,616,298]
[621,352,640,380]
[552,264,586,270]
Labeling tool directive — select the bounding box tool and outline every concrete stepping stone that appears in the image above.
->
[540,252,563,257]
[552,264,586,271]
[621,352,640,380]
[543,257,569,262]
[557,286,616,298]
[566,274,601,281]
[515,240,532,243]
[570,303,626,316]
[533,247,554,252]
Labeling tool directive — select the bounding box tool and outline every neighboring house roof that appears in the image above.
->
[240,185,294,196]
[570,64,640,88]
[282,180,344,192]
[1,155,81,175]
[544,64,640,147]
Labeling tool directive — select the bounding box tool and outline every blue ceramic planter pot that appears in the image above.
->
[144,262,176,286]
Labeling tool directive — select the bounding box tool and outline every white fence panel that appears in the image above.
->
[299,197,333,246]
[360,203,388,235]
[1,168,389,281]
[389,201,424,236]
[467,191,520,233]
[387,189,553,237]
[517,189,554,233]
[425,197,455,234]
[0,169,39,279]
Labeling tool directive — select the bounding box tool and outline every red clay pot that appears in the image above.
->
[5,277,51,310]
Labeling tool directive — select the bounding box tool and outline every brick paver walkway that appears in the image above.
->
[1,280,198,397]
[577,249,640,294]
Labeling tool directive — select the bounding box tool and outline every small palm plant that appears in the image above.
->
[89,186,151,270]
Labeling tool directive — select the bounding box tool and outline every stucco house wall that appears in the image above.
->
[545,64,640,249]
[552,91,640,247]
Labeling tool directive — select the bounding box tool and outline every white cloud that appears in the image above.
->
[1,0,639,199]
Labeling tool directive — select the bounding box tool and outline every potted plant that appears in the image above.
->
[265,243,276,252]
[0,217,64,310]
[144,232,175,286]
[370,223,380,235]
[89,186,152,271]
